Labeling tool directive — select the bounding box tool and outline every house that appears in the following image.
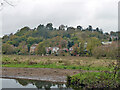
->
[45,47,52,54]
[30,44,38,53]
[101,41,112,45]
[69,47,73,51]
[45,47,59,54]
[51,47,59,54]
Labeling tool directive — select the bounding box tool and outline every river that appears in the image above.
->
[1,78,73,89]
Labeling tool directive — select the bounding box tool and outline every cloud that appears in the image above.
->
[2,0,119,36]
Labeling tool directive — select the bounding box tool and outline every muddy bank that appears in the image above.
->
[1,67,82,83]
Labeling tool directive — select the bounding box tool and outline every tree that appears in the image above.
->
[60,40,67,48]
[27,37,35,45]
[2,43,15,54]
[37,24,45,31]
[109,37,112,41]
[67,41,74,48]
[77,26,82,30]
[67,27,75,30]
[78,42,85,56]
[86,37,101,56]
[96,27,99,32]
[2,35,9,43]
[18,41,28,54]
[59,25,65,30]
[88,25,93,31]
[46,23,53,30]
[15,26,30,36]
[35,42,46,55]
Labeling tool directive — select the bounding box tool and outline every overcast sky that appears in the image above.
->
[1,0,119,37]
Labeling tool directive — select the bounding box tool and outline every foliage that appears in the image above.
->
[92,42,118,59]
[2,43,16,54]
[17,41,28,54]
[35,42,46,55]
[67,72,120,88]
[2,23,119,56]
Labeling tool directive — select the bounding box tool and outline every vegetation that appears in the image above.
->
[2,23,120,88]
[2,55,117,71]
[67,72,120,88]
[2,23,119,58]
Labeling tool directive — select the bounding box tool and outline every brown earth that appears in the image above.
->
[0,67,82,83]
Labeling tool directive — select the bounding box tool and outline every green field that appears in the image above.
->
[2,55,117,71]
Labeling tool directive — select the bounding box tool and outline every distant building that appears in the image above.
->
[45,47,59,54]
[101,41,112,45]
[69,47,73,51]
[51,47,59,53]
[45,47,52,54]
[30,44,38,53]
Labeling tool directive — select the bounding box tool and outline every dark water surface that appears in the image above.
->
[2,78,118,90]
[1,78,73,90]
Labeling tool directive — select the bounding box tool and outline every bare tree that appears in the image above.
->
[0,0,14,11]
[3,0,14,6]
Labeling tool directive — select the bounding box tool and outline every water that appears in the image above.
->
[1,78,73,89]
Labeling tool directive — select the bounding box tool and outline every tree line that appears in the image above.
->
[2,23,119,59]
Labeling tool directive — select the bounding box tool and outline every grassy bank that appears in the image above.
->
[67,72,120,88]
[2,55,117,71]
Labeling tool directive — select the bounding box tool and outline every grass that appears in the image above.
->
[67,72,120,88]
[2,55,117,71]
[2,63,113,71]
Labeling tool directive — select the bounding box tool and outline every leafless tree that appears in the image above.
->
[0,0,14,11]
[3,0,14,6]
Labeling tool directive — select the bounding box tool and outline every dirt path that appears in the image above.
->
[0,67,82,83]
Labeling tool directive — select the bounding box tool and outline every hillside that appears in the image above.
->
[2,23,119,57]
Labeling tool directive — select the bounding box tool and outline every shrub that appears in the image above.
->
[92,42,118,59]
[67,72,120,88]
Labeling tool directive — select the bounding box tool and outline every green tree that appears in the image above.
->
[15,26,30,36]
[35,42,46,55]
[88,25,92,31]
[77,25,82,30]
[46,23,53,30]
[27,37,36,45]
[37,24,45,31]
[18,41,28,54]
[2,43,15,54]
[86,37,101,56]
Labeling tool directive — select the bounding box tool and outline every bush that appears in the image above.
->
[92,42,118,59]
[67,72,120,88]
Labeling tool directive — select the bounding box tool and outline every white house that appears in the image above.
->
[52,47,59,53]
[101,41,112,45]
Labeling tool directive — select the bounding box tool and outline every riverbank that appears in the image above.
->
[1,67,106,83]
[1,67,82,83]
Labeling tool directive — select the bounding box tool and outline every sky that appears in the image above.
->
[0,0,119,37]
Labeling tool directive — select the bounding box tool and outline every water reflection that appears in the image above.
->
[10,78,69,89]
[3,78,116,90]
